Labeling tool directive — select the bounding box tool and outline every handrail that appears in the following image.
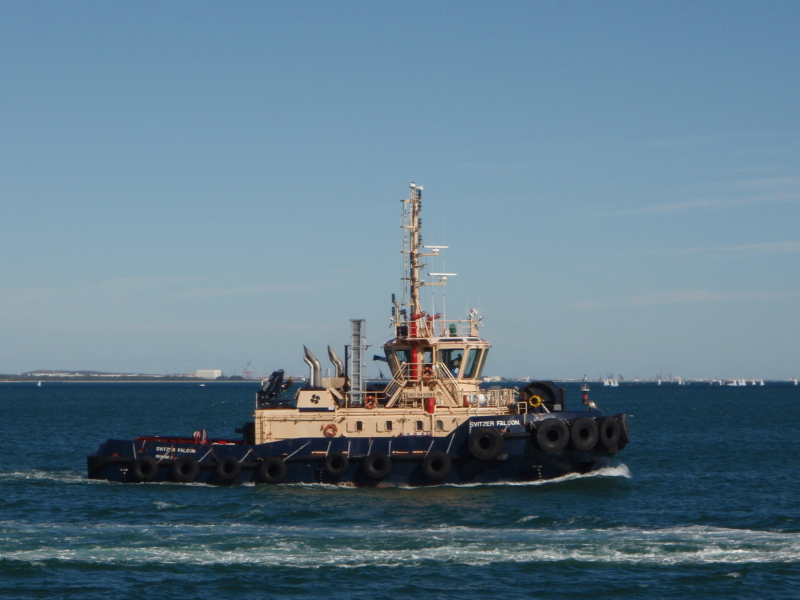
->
[435,363,462,406]
[400,318,483,339]
[463,388,517,408]
[381,363,410,406]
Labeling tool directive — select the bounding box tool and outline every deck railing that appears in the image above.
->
[463,387,517,408]
[403,319,482,339]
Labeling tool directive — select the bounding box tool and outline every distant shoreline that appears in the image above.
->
[1,377,793,385]
[0,377,262,383]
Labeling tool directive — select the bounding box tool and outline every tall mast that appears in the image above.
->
[401,183,423,316]
[397,183,452,341]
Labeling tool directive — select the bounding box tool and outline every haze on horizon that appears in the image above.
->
[1,1,799,381]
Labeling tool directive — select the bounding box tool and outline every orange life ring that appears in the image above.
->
[422,366,434,380]
[323,423,338,437]
[364,396,377,409]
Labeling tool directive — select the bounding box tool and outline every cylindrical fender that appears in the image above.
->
[535,419,570,453]
[130,456,159,483]
[172,456,199,483]
[468,427,504,460]
[422,451,452,481]
[324,452,349,477]
[570,417,599,452]
[364,452,392,479]
[215,456,241,482]
[614,413,631,448]
[597,417,621,451]
[258,457,287,484]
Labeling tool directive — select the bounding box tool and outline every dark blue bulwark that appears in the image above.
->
[87,409,622,487]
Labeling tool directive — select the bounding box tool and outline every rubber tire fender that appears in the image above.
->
[570,417,599,452]
[468,427,504,460]
[597,417,621,451]
[535,419,570,453]
[258,457,287,484]
[364,452,392,479]
[614,413,631,447]
[215,456,241,483]
[131,456,159,483]
[172,456,199,483]
[323,452,349,477]
[422,451,452,481]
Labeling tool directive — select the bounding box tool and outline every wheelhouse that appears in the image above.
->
[384,337,490,383]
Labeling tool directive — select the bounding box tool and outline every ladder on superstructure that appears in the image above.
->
[349,319,366,406]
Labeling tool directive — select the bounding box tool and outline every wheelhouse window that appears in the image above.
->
[385,348,396,375]
[476,349,489,379]
[423,348,433,365]
[387,346,434,376]
[463,348,483,379]
[385,348,408,376]
[438,348,465,377]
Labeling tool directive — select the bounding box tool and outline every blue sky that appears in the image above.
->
[1,1,798,379]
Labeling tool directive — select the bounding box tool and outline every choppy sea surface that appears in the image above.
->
[1,381,799,599]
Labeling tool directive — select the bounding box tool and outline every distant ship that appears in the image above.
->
[88,184,629,486]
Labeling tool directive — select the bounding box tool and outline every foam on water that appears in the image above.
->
[0,469,88,484]
[438,463,632,487]
[2,521,798,567]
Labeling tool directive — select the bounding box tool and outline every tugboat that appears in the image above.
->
[88,183,629,486]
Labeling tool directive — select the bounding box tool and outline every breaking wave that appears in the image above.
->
[438,463,632,487]
[2,521,798,567]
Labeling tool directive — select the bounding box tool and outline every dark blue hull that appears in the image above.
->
[88,412,624,487]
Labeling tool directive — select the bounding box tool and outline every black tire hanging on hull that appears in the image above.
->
[258,457,287,484]
[172,457,200,483]
[597,417,621,452]
[535,419,570,453]
[570,417,599,452]
[215,456,241,483]
[324,452,349,477]
[364,452,392,479]
[130,456,159,483]
[614,413,631,449]
[422,451,452,481]
[468,427,504,460]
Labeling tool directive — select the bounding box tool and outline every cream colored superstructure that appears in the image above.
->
[254,394,519,444]
[254,183,525,444]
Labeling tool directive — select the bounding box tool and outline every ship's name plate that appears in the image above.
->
[470,419,521,429]
[402,392,440,398]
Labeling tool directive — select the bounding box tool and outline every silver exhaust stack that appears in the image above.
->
[328,345,345,377]
[303,345,322,388]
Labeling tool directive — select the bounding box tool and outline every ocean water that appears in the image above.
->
[1,381,799,599]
